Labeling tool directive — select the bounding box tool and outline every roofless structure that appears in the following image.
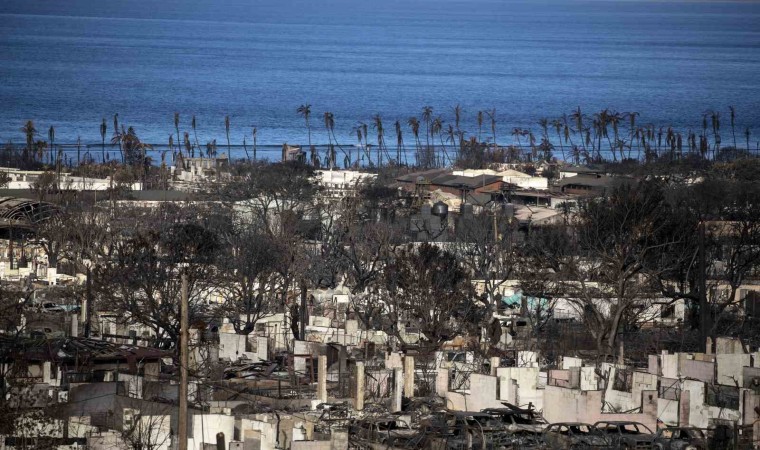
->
[0,197,60,231]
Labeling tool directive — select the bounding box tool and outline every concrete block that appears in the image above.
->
[561,356,583,369]
[317,355,327,403]
[490,357,500,376]
[403,356,415,398]
[436,368,449,397]
[392,368,403,412]
[354,362,365,411]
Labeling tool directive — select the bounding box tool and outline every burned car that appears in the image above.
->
[481,407,547,433]
[542,422,611,449]
[419,411,508,449]
[593,420,655,449]
[507,430,544,449]
[349,416,419,447]
[652,427,708,450]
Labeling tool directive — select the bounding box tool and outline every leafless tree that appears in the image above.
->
[662,171,760,351]
[382,243,480,349]
[525,181,694,358]
[120,403,173,450]
[93,204,220,347]
[452,211,519,313]
[213,230,280,334]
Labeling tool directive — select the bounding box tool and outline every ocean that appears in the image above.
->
[1,0,759,160]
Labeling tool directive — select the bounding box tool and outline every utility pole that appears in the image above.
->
[179,272,189,450]
[300,279,307,341]
[84,265,92,338]
[698,219,709,353]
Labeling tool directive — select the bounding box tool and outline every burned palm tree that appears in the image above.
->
[174,112,180,156]
[571,145,581,165]
[297,104,312,149]
[422,106,433,150]
[446,124,457,163]
[34,140,47,163]
[552,118,566,162]
[562,114,574,147]
[676,132,683,159]
[626,112,639,159]
[592,109,611,161]
[453,104,462,135]
[47,126,55,165]
[110,127,122,163]
[408,117,422,167]
[127,126,152,168]
[112,114,124,163]
[688,130,696,155]
[709,110,721,155]
[183,133,192,161]
[205,139,218,158]
[20,120,37,164]
[571,107,585,156]
[224,115,231,157]
[352,122,364,166]
[323,112,334,168]
[615,138,628,162]
[373,114,387,166]
[100,118,107,163]
[168,134,174,165]
[431,116,445,166]
[528,131,537,160]
[607,111,623,160]
[477,110,484,142]
[656,126,664,157]
[394,119,404,165]
[242,136,249,161]
[511,127,524,150]
[538,118,550,148]
[487,108,497,156]
[191,115,199,157]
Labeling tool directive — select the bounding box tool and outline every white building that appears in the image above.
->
[0,167,142,191]
[315,169,377,198]
[452,168,548,190]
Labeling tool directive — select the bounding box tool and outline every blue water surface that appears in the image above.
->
[1,0,758,150]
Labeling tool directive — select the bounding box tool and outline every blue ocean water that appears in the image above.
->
[1,0,759,154]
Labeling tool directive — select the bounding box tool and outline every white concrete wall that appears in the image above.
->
[497,366,543,410]
[190,413,235,450]
[136,414,172,450]
[218,332,249,361]
[517,351,538,368]
[507,176,548,190]
[716,353,752,386]
[682,379,742,428]
[445,373,503,411]
[579,367,599,391]
[657,396,680,426]
[544,386,658,431]
[238,415,279,450]
[561,356,583,369]
[6,174,141,191]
